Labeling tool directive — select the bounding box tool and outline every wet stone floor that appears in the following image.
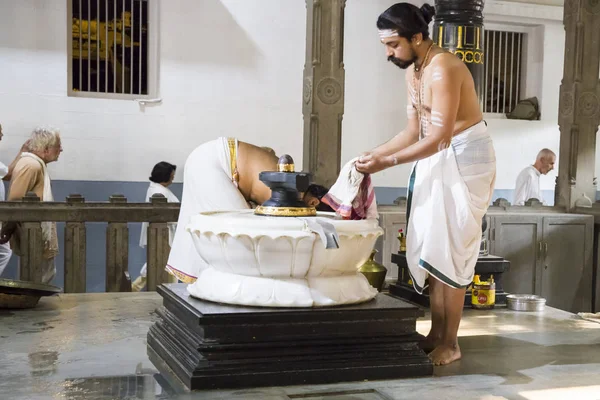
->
[1,291,600,400]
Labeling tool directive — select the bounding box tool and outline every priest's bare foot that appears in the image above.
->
[429,343,461,366]
[419,334,441,353]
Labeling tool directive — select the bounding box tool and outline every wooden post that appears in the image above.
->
[19,192,44,283]
[302,0,346,187]
[106,194,131,292]
[555,0,600,210]
[146,194,171,291]
[64,194,87,293]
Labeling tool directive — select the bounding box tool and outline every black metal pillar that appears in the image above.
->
[432,0,485,106]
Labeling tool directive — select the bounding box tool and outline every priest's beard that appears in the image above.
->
[388,48,418,70]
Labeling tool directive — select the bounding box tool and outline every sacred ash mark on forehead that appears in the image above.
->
[378,29,399,41]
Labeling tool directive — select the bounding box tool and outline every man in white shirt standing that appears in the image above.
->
[513,148,556,206]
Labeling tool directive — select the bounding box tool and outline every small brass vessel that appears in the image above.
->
[359,249,387,292]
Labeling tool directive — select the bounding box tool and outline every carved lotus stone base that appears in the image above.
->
[186,210,383,308]
[147,283,433,391]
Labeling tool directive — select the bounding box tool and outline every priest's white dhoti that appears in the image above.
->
[406,121,496,293]
[166,137,250,283]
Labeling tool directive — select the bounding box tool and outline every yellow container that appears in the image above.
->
[397,229,406,252]
[471,275,496,310]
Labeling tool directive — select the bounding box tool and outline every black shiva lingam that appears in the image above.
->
[254,154,317,217]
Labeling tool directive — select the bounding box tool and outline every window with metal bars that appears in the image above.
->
[483,29,525,115]
[68,0,154,98]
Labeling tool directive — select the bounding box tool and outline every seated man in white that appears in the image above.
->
[513,148,556,206]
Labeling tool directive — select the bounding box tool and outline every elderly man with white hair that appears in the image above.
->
[513,148,556,206]
[0,127,63,284]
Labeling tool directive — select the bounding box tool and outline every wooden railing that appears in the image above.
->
[0,192,179,292]
[1,192,572,294]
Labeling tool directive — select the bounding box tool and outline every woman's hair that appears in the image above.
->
[149,161,177,184]
[376,2,436,40]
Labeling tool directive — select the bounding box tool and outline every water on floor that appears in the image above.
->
[1,292,600,400]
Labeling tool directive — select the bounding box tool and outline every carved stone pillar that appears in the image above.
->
[302,0,346,187]
[556,0,600,209]
[432,0,485,104]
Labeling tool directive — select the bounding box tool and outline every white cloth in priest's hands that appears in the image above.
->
[322,157,377,220]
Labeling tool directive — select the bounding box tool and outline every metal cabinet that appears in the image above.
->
[490,214,594,313]
[489,215,543,297]
[540,215,594,313]
[376,206,595,313]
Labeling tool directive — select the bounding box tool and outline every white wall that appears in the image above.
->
[0,0,565,192]
[0,0,306,183]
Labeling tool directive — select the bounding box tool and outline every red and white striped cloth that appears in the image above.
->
[322,157,378,220]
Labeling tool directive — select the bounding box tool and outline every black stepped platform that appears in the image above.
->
[147,283,433,391]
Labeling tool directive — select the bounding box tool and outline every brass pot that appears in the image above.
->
[359,249,387,292]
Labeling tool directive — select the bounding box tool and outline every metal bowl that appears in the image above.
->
[506,294,546,311]
[0,279,62,309]
[0,293,42,309]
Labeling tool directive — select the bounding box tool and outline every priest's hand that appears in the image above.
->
[355,152,396,174]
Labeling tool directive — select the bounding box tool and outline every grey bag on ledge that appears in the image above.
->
[506,97,541,121]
